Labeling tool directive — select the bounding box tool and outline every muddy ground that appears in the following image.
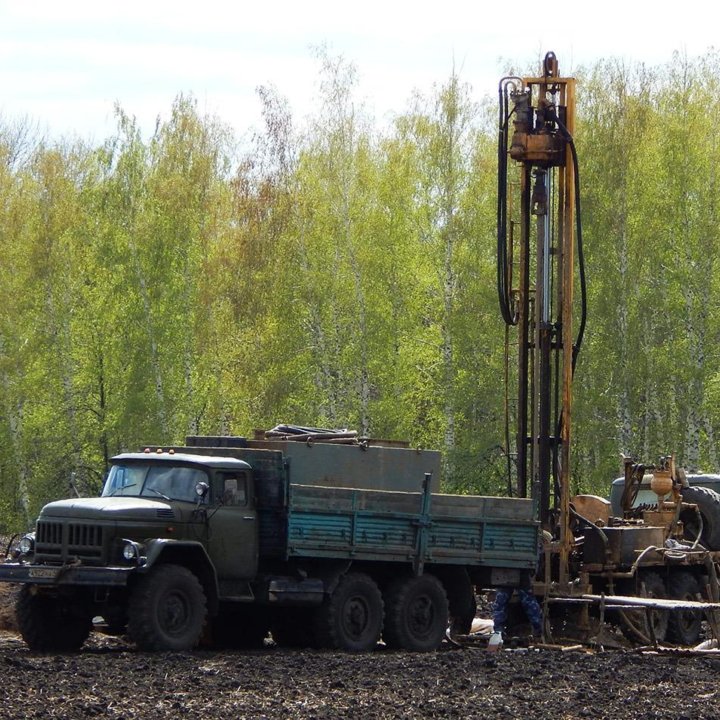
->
[0,574,717,719]
[0,601,719,720]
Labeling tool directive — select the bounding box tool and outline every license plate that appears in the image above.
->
[28,567,58,579]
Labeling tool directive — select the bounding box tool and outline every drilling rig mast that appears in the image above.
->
[497,52,586,585]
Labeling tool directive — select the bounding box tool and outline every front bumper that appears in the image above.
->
[0,562,135,587]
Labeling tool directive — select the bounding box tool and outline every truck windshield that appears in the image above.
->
[102,464,208,503]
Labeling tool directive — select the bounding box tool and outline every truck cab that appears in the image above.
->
[100,452,259,583]
[5,451,261,652]
[30,451,257,583]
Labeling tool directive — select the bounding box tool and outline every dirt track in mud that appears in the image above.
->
[0,628,718,720]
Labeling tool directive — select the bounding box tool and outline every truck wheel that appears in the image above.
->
[383,574,448,652]
[271,609,317,648]
[313,573,383,651]
[16,586,92,652]
[620,572,668,643]
[666,571,703,646]
[680,486,720,550]
[127,564,206,651]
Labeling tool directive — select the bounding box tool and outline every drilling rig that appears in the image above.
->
[497,51,581,586]
[497,53,720,645]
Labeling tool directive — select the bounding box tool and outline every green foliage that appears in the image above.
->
[1,51,720,529]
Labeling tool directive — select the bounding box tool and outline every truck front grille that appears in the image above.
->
[37,521,63,546]
[36,521,105,562]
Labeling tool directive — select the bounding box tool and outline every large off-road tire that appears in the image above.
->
[666,571,703,646]
[213,604,270,649]
[313,572,383,651]
[619,571,668,644]
[16,586,92,652]
[383,574,449,652]
[127,564,207,651]
[271,608,317,648]
[680,486,720,550]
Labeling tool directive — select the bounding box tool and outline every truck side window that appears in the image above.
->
[220,473,247,506]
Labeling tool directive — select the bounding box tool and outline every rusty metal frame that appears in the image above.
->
[501,56,577,586]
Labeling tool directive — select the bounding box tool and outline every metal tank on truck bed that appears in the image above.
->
[0,429,538,653]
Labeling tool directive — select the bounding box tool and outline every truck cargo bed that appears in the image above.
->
[177,438,538,571]
[285,484,538,569]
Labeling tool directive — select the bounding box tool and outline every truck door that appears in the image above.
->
[207,470,258,583]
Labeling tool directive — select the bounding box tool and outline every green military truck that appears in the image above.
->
[1,433,538,653]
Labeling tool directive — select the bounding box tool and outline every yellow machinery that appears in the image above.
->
[497,54,720,645]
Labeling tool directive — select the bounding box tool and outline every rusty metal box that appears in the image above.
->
[583,525,665,566]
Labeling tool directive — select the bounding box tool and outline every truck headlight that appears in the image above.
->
[122,541,141,562]
[17,533,35,557]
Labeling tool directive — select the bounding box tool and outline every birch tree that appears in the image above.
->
[397,74,480,484]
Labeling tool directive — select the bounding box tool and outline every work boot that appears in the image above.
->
[487,631,504,652]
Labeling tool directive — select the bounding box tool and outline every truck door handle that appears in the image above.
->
[243,516,254,521]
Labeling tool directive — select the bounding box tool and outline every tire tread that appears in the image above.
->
[313,572,383,651]
[127,564,206,651]
[681,486,720,549]
[383,574,448,652]
[16,586,91,652]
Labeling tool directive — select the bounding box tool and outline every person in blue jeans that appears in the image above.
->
[492,572,543,640]
[489,532,548,649]
[490,530,548,648]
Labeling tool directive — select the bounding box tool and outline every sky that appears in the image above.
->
[0,0,718,144]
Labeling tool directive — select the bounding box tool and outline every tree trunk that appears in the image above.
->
[0,337,30,526]
[616,228,632,455]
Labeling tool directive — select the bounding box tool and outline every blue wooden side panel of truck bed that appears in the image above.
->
[284,484,538,570]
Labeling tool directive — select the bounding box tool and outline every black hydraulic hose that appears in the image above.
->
[497,79,521,326]
[497,83,512,324]
[552,113,587,369]
[568,136,587,370]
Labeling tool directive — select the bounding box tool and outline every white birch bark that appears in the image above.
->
[127,240,169,437]
[0,337,30,525]
[616,228,632,455]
